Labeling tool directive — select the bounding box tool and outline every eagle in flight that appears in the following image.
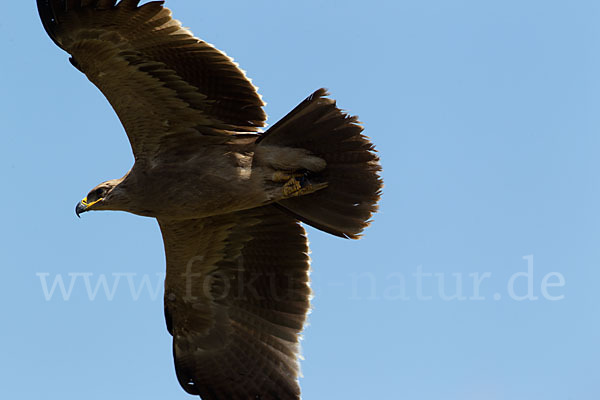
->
[37,1,382,399]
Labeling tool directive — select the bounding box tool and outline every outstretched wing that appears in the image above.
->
[37,0,267,158]
[158,206,311,400]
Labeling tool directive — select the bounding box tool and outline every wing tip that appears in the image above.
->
[37,0,63,49]
[37,0,168,49]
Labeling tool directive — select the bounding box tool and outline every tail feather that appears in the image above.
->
[259,89,382,239]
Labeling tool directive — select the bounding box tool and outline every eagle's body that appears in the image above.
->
[105,139,323,219]
[38,1,382,399]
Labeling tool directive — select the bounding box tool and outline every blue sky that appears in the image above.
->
[1,0,600,399]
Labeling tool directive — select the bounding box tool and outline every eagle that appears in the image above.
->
[37,1,382,399]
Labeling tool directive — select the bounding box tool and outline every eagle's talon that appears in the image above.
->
[272,171,304,183]
[282,173,327,198]
[282,177,303,197]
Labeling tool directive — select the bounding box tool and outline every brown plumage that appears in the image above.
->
[38,1,382,399]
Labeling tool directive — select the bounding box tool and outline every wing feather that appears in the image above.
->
[158,206,311,400]
[38,0,266,158]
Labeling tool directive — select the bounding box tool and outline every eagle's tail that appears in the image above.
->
[257,89,382,239]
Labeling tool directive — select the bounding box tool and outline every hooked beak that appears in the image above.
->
[75,197,102,218]
[75,200,87,218]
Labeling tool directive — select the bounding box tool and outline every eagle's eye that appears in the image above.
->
[88,187,106,202]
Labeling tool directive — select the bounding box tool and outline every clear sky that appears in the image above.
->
[1,1,599,399]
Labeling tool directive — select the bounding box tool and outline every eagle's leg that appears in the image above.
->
[274,171,328,198]
[271,171,304,183]
[257,146,328,199]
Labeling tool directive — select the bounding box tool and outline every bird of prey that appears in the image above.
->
[37,1,382,399]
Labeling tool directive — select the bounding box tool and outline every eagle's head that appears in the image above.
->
[75,178,126,217]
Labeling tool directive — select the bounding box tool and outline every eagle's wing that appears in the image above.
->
[38,0,267,158]
[158,206,311,400]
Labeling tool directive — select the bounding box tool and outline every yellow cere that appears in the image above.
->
[81,197,102,209]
